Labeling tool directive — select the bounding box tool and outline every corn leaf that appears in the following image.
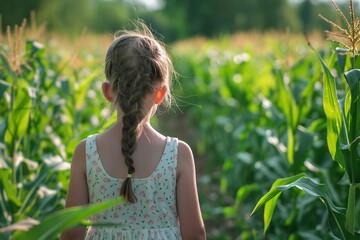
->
[345,185,356,235]
[272,68,299,164]
[249,173,306,234]
[0,53,15,80]
[275,177,357,239]
[335,48,350,74]
[276,177,344,214]
[4,87,32,156]
[249,173,359,238]
[343,69,360,184]
[11,197,123,240]
[0,80,10,99]
[263,190,282,234]
[314,50,344,167]
[0,170,21,207]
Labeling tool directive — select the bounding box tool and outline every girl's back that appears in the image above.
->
[95,124,167,180]
[85,125,181,239]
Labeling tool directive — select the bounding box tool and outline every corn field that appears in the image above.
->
[0,2,359,239]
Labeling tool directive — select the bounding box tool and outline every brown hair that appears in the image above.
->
[104,24,174,203]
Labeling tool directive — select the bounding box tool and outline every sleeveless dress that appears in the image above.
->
[85,134,182,240]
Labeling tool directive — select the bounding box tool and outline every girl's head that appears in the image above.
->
[103,24,174,203]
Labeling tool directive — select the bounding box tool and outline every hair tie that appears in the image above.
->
[127,173,132,179]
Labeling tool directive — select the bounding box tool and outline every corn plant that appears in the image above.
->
[170,36,333,238]
[0,16,354,240]
[0,21,119,239]
[250,0,360,239]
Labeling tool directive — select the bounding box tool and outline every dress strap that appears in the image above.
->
[85,134,98,175]
[171,137,179,162]
[168,137,179,176]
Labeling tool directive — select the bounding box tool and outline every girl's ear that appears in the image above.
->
[155,86,167,104]
[102,81,113,102]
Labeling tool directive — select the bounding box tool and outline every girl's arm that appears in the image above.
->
[61,140,89,240]
[176,140,206,240]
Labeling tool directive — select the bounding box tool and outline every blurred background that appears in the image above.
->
[1,0,359,239]
[0,0,354,41]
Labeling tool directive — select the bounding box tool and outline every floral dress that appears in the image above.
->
[85,134,182,240]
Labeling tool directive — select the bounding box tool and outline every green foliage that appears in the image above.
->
[11,197,123,240]
[315,47,344,166]
[343,69,360,184]
[249,44,360,238]
[168,35,337,238]
[252,174,359,239]
[250,173,307,233]
[0,0,340,41]
[0,29,110,238]
[0,8,358,240]
[250,1,360,238]
[37,0,92,34]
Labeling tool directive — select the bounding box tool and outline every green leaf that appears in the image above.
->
[335,48,350,74]
[276,177,344,215]
[344,69,360,91]
[16,165,49,217]
[0,53,15,79]
[235,183,259,208]
[76,70,100,108]
[299,231,325,240]
[343,69,360,183]
[345,185,356,235]
[275,177,352,239]
[249,173,306,219]
[287,126,295,165]
[263,191,281,234]
[25,40,44,59]
[344,69,360,140]
[249,173,354,238]
[272,68,299,165]
[11,197,123,240]
[0,80,11,99]
[0,171,21,207]
[313,50,344,167]
[4,87,32,155]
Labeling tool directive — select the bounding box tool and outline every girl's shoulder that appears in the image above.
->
[175,139,195,176]
[177,140,193,159]
[74,138,87,159]
[72,134,97,167]
[69,138,87,175]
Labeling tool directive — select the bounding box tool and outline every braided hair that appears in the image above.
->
[104,25,174,203]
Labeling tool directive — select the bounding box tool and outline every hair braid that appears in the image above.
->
[120,113,138,203]
[104,24,175,203]
[117,73,148,203]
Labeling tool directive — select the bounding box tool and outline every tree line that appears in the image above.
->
[0,0,346,42]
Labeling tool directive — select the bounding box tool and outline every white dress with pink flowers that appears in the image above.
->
[84,134,182,240]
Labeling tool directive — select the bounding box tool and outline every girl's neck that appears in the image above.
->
[110,119,155,138]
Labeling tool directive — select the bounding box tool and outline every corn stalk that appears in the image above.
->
[250,0,360,238]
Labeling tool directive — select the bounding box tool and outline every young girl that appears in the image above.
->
[61,24,206,240]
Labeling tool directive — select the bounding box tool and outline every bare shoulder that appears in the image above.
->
[177,140,193,159]
[70,139,87,172]
[176,140,195,177]
[74,139,86,154]
[73,139,86,160]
